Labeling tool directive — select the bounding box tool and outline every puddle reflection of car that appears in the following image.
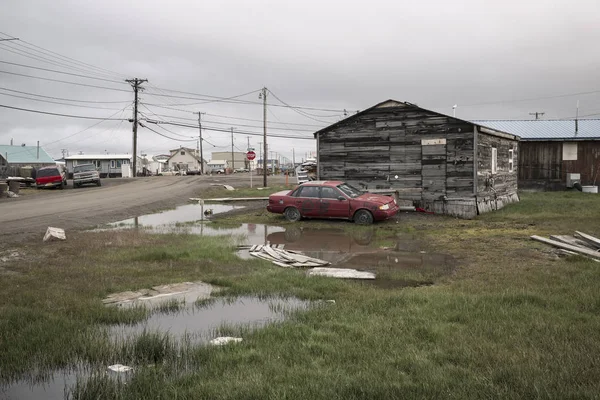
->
[267,181,399,224]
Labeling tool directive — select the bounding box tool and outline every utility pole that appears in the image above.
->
[193,112,205,174]
[259,87,268,187]
[258,142,263,171]
[529,111,545,120]
[61,149,68,159]
[126,78,147,177]
[247,136,251,169]
[231,127,235,171]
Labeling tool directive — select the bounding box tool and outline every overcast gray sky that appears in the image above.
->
[1,0,599,161]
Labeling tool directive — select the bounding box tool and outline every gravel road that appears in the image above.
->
[0,174,286,244]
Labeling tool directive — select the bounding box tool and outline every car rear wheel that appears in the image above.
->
[284,207,301,222]
[59,181,65,190]
[353,209,374,225]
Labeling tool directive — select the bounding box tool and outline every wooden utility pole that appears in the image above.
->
[193,111,204,174]
[126,78,147,177]
[292,148,295,169]
[231,127,235,171]
[260,87,268,187]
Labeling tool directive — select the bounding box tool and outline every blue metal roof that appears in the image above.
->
[472,119,600,141]
[0,145,55,164]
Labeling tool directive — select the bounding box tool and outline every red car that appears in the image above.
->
[36,166,68,189]
[267,181,399,224]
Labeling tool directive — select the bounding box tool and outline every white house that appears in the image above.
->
[207,159,229,172]
[64,154,141,178]
[167,147,207,173]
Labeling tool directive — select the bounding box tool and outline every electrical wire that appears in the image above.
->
[0,86,131,104]
[0,90,126,111]
[0,60,127,84]
[0,70,131,92]
[138,122,197,142]
[0,103,129,120]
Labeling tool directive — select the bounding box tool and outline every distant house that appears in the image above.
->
[146,154,170,175]
[474,119,600,190]
[0,144,55,168]
[314,100,520,218]
[207,160,229,172]
[167,147,207,173]
[211,151,248,170]
[64,154,137,178]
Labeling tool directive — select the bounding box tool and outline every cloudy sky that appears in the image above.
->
[1,0,599,161]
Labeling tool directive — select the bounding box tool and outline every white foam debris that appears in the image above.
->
[209,337,243,346]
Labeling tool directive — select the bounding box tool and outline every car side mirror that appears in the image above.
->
[338,196,346,201]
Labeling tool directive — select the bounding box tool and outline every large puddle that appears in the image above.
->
[1,296,307,400]
[101,203,454,287]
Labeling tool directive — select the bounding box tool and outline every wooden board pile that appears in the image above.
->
[241,244,330,268]
[531,231,600,262]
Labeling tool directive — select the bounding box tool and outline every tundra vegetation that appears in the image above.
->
[0,191,599,399]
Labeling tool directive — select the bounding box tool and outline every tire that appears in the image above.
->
[353,209,374,225]
[74,183,80,188]
[97,180,102,187]
[284,207,302,222]
[59,181,65,190]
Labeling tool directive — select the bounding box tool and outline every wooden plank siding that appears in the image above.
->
[518,141,600,190]
[317,101,519,218]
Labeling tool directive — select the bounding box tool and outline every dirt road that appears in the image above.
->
[0,174,286,243]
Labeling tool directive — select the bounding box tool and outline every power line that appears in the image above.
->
[0,103,129,120]
[0,70,132,92]
[0,90,126,111]
[0,86,131,104]
[0,31,126,79]
[0,60,127,84]
[460,89,600,108]
[268,89,342,123]
[138,122,197,142]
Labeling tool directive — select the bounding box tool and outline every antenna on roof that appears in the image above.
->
[452,105,457,118]
[575,100,579,135]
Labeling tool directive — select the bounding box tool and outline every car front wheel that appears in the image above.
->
[284,207,301,222]
[97,180,102,187]
[353,209,374,225]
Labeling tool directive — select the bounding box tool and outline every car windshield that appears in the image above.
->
[37,168,60,177]
[74,164,95,173]
[337,183,363,198]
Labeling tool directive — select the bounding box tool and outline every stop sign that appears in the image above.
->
[246,151,256,160]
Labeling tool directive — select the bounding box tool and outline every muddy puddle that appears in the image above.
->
[1,296,307,400]
[102,205,453,287]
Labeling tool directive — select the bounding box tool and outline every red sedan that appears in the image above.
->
[267,181,399,224]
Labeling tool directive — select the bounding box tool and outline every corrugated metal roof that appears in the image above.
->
[472,119,600,141]
[0,145,55,164]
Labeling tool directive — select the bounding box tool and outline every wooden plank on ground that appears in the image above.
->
[531,236,600,260]
[574,231,600,249]
[549,235,597,250]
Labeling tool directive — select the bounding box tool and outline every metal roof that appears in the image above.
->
[0,145,55,164]
[472,119,600,141]
[64,154,133,160]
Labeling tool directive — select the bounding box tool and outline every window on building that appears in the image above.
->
[93,160,101,169]
[116,160,122,168]
[110,160,115,169]
[123,159,129,164]
[181,151,185,156]
[563,142,578,161]
[508,149,514,172]
[491,147,498,174]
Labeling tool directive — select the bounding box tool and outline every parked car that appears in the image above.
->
[211,168,225,174]
[36,166,67,189]
[267,181,399,224]
[186,170,201,176]
[73,163,101,188]
[234,167,249,173]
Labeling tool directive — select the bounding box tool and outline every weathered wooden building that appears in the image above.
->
[474,119,600,190]
[314,100,520,218]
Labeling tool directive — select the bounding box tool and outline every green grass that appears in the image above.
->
[2,192,600,398]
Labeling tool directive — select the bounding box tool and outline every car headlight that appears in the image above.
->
[379,204,390,210]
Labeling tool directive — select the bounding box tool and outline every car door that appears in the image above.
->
[319,186,350,218]
[293,185,320,217]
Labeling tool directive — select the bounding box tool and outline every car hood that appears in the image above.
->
[355,193,393,205]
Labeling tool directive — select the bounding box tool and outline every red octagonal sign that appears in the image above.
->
[246,151,256,161]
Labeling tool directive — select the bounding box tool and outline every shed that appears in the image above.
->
[314,100,520,218]
[64,154,135,178]
[473,119,600,190]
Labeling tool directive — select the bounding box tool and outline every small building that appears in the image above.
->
[167,147,207,173]
[211,151,248,170]
[207,160,229,172]
[0,144,55,168]
[473,119,600,190]
[314,100,520,218]
[64,154,135,178]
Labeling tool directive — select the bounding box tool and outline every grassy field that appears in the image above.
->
[1,191,600,399]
